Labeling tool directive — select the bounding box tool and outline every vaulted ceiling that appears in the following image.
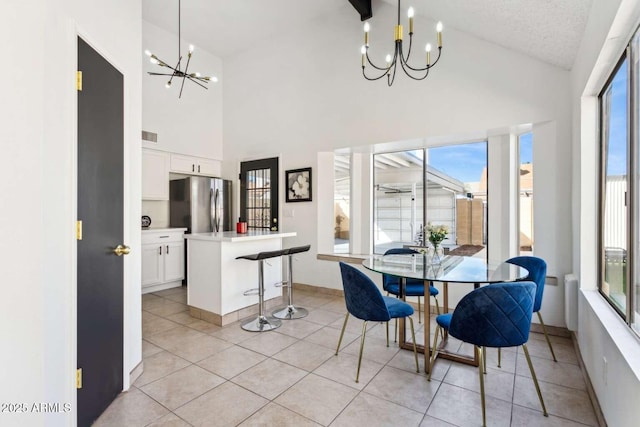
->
[143,0,593,70]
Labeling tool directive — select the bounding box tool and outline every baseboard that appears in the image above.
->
[571,331,608,427]
[293,282,344,297]
[129,360,143,386]
[188,296,283,326]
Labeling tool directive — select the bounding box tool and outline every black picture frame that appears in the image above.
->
[286,167,312,202]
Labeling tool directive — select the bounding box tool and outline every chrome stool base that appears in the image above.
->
[272,305,309,320]
[242,315,281,332]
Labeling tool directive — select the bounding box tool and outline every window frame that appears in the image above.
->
[598,48,636,326]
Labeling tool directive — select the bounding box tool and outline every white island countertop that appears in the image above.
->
[185,230,296,242]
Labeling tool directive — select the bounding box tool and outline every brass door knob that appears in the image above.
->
[114,244,131,256]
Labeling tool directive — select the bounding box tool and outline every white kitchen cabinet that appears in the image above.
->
[142,149,170,200]
[141,228,187,294]
[170,153,221,177]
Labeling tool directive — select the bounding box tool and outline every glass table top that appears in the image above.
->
[362,254,528,284]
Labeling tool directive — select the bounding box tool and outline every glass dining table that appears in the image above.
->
[362,253,528,373]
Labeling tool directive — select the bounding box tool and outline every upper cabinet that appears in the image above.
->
[170,153,221,177]
[142,149,169,200]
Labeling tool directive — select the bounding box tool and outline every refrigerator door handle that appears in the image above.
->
[214,188,218,233]
[214,188,221,232]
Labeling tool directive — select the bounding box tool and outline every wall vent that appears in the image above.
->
[564,274,579,331]
[142,130,157,143]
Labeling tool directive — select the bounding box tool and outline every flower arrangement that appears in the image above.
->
[425,223,449,247]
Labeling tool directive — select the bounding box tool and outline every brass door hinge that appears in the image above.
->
[76,220,83,240]
[76,368,82,389]
[76,71,82,91]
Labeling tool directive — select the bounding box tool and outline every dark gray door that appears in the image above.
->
[77,37,124,427]
[240,158,279,230]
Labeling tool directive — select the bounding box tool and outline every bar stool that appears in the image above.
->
[272,245,311,320]
[236,249,286,332]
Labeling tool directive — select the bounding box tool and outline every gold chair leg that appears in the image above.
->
[537,311,557,362]
[434,296,440,315]
[355,321,368,383]
[335,313,349,355]
[498,348,502,368]
[477,346,487,427]
[427,325,441,381]
[483,346,487,374]
[418,296,422,324]
[394,318,398,343]
[386,321,389,347]
[523,344,548,416]
[408,317,419,373]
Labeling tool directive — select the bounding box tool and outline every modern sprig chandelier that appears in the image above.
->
[360,0,443,86]
[144,0,217,98]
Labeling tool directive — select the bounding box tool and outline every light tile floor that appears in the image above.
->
[95,286,599,427]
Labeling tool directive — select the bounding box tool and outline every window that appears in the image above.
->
[240,158,279,230]
[598,44,638,333]
[372,143,487,257]
[427,142,488,258]
[373,150,424,254]
[334,154,350,253]
[519,132,534,255]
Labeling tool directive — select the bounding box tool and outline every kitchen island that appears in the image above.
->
[185,230,297,325]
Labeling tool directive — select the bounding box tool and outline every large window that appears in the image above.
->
[519,132,534,255]
[598,40,639,334]
[334,154,350,253]
[372,143,487,257]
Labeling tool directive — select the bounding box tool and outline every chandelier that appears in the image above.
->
[360,0,443,86]
[144,0,217,98]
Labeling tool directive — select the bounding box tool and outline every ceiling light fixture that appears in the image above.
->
[144,0,217,98]
[361,0,443,86]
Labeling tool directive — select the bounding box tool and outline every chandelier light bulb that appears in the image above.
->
[150,57,159,65]
[189,44,194,53]
[408,7,414,18]
[144,49,152,57]
[385,54,392,64]
[361,45,366,55]
[165,81,171,88]
[436,21,443,32]
[426,43,432,52]
[195,72,201,77]
[210,76,219,82]
[364,22,370,33]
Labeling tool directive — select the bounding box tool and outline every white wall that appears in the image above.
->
[1,1,142,425]
[142,20,223,160]
[222,2,572,317]
[571,0,640,425]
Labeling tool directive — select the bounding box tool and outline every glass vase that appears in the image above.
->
[432,244,444,265]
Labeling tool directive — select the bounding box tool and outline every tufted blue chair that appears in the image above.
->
[335,262,419,383]
[427,282,547,426]
[383,248,440,327]
[506,256,556,362]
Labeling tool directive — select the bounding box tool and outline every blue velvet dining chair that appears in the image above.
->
[335,262,419,383]
[427,282,548,426]
[383,248,440,328]
[505,256,557,362]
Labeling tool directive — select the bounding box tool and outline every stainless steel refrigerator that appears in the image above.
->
[170,177,232,233]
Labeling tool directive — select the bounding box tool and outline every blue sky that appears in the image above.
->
[427,135,532,184]
[606,58,628,176]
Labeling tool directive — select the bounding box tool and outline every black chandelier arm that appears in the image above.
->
[362,65,392,81]
[399,56,430,80]
[400,46,443,72]
[387,59,400,87]
[365,49,392,71]
[148,72,176,76]
[185,76,209,89]
[179,53,193,97]
[401,35,413,65]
